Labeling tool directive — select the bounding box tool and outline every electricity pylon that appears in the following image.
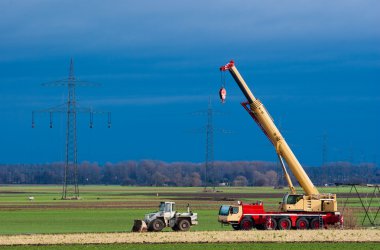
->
[32,59,111,199]
[192,97,232,190]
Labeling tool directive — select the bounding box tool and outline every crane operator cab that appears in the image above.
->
[281,193,337,212]
[281,193,304,212]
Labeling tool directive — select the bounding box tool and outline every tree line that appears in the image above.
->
[0,160,378,186]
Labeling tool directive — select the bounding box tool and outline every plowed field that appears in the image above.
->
[0,230,379,245]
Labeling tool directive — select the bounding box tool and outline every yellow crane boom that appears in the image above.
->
[220,60,319,196]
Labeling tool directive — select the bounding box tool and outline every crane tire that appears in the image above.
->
[240,218,253,230]
[310,218,321,229]
[296,217,309,230]
[278,218,291,230]
[264,218,277,230]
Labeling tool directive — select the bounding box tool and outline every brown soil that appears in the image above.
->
[111,191,364,199]
[0,191,364,210]
[0,230,379,245]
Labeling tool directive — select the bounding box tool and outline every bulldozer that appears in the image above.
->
[132,201,198,232]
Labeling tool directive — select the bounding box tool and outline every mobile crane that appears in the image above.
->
[218,60,342,230]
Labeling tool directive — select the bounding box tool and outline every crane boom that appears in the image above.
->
[221,60,319,196]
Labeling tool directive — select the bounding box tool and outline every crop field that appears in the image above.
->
[0,185,379,249]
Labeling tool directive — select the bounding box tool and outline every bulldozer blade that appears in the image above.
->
[132,220,147,232]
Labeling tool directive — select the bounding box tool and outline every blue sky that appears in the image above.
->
[0,0,379,166]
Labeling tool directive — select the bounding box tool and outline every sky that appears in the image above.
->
[0,0,379,166]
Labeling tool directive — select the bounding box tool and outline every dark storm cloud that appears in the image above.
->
[0,0,379,59]
[0,0,378,164]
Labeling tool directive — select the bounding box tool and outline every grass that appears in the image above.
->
[0,209,137,234]
[0,208,225,234]
[0,243,379,250]
[0,185,377,234]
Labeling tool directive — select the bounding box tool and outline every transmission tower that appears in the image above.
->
[205,97,214,189]
[32,59,111,199]
[191,97,231,189]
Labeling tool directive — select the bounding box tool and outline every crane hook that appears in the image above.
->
[219,71,227,103]
[219,87,227,103]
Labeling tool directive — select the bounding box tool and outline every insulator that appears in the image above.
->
[107,112,111,128]
[49,112,53,128]
[89,112,94,128]
[32,112,35,128]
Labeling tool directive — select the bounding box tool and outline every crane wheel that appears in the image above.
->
[278,218,291,230]
[264,217,277,230]
[310,218,320,229]
[232,224,241,230]
[148,219,165,232]
[240,218,253,230]
[296,217,309,230]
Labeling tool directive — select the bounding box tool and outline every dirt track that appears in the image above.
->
[0,230,379,245]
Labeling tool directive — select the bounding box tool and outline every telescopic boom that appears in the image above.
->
[220,60,319,196]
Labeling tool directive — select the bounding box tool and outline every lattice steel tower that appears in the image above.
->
[205,97,214,187]
[192,98,231,188]
[32,59,111,199]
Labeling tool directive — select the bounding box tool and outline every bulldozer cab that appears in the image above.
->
[159,201,176,221]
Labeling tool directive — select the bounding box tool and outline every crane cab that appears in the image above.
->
[218,205,242,224]
[281,193,305,212]
[281,193,337,212]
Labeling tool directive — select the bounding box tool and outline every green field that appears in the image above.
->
[0,185,377,234]
[0,209,224,234]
